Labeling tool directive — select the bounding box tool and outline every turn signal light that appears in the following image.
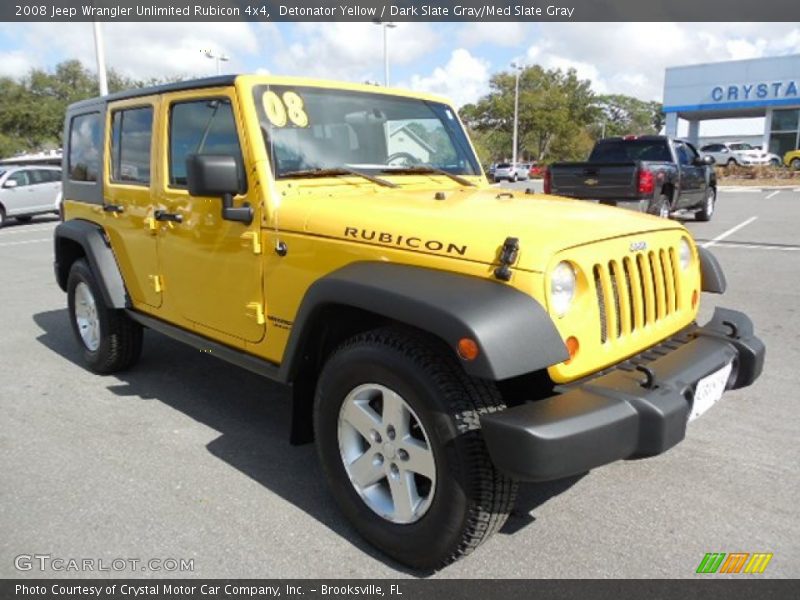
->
[457,338,479,361]
[565,336,580,363]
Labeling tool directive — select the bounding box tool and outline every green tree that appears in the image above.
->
[460,65,598,163]
[0,60,184,158]
[593,94,665,138]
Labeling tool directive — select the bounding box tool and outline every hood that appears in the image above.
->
[288,183,683,273]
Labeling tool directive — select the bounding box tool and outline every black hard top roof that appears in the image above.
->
[67,75,238,111]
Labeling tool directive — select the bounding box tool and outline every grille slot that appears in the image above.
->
[593,244,681,344]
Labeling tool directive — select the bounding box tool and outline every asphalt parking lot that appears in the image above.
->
[1,187,798,579]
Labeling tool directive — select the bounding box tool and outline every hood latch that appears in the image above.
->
[494,237,519,282]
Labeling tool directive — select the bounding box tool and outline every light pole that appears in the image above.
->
[92,21,108,96]
[510,62,524,167]
[203,49,230,75]
[374,21,397,86]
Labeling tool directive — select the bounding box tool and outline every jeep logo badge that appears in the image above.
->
[630,241,647,252]
[584,178,598,186]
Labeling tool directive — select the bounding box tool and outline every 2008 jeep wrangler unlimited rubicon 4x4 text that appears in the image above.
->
[54,75,765,570]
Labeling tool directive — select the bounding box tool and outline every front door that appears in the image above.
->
[156,89,265,344]
[674,142,705,208]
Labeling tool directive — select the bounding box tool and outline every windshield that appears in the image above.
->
[729,143,753,151]
[253,85,480,179]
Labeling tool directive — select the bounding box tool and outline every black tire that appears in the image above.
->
[16,215,33,223]
[646,194,671,219]
[313,327,517,570]
[67,259,143,374]
[0,206,6,228]
[696,187,716,222]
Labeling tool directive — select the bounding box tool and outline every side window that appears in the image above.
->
[110,106,154,185]
[31,170,49,184]
[685,143,700,161]
[69,113,101,182]
[7,171,30,187]
[168,99,243,187]
[675,144,691,166]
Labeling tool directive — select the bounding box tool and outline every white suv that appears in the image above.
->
[0,165,62,227]
[700,142,770,167]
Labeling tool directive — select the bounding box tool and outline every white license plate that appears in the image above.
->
[689,362,733,422]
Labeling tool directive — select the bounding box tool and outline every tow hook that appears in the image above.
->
[494,237,519,281]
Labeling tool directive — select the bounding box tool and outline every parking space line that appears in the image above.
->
[701,216,758,249]
[711,242,800,252]
[765,191,780,199]
[0,238,50,248]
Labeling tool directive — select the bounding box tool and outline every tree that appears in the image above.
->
[593,94,665,138]
[0,60,184,158]
[460,65,598,163]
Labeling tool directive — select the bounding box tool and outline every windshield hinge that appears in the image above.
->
[241,231,262,255]
[494,237,519,282]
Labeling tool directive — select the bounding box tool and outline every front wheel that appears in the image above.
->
[791,158,800,171]
[67,259,143,374]
[696,187,716,222]
[313,327,517,569]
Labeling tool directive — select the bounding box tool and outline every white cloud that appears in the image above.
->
[521,23,800,101]
[405,49,490,107]
[458,23,527,48]
[271,22,439,84]
[0,22,260,81]
[0,50,34,78]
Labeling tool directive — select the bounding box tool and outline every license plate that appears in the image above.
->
[689,362,733,422]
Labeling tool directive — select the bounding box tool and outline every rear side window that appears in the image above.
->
[68,113,101,182]
[589,140,671,163]
[168,99,243,187]
[110,106,154,185]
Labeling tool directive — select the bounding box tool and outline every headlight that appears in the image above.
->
[551,261,576,316]
[679,237,693,270]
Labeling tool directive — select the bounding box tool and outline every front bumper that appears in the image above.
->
[480,307,765,482]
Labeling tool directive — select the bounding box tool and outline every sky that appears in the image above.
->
[1,21,798,136]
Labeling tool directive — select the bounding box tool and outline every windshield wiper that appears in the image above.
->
[280,167,397,188]
[380,165,476,187]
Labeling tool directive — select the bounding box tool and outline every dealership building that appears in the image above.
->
[663,54,800,156]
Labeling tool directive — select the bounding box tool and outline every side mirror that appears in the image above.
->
[701,155,715,166]
[3,179,18,189]
[186,154,252,224]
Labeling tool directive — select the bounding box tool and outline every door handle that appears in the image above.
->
[154,210,183,223]
[103,204,124,213]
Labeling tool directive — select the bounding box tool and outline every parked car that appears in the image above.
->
[546,135,717,221]
[493,162,528,182]
[0,165,62,227]
[753,146,783,166]
[699,142,770,167]
[784,149,800,170]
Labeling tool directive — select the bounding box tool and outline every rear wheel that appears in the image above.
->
[314,327,517,569]
[0,206,6,228]
[67,259,143,374]
[791,158,800,171]
[696,187,716,222]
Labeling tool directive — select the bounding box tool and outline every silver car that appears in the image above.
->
[0,165,62,227]
[493,162,529,182]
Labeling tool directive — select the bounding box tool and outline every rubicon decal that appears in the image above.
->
[696,552,773,574]
[344,227,468,256]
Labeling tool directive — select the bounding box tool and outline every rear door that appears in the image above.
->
[103,96,162,308]
[156,88,265,343]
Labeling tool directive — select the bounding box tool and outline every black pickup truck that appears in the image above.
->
[545,135,717,221]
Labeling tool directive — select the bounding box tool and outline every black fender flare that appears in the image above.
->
[279,262,569,382]
[53,219,128,308]
[698,246,727,294]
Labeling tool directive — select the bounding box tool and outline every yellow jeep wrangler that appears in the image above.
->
[54,75,765,569]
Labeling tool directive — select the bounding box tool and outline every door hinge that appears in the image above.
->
[145,217,158,234]
[246,302,265,325]
[241,231,262,255]
[148,274,164,293]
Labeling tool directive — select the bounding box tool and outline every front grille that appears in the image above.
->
[593,246,681,344]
